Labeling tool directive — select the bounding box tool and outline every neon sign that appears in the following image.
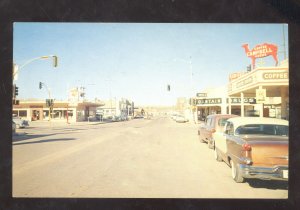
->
[242,43,278,69]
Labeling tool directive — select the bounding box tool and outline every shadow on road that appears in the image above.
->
[13,133,57,142]
[13,138,78,146]
[247,179,288,190]
[52,127,87,131]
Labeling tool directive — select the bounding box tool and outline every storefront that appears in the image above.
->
[193,95,258,121]
[227,59,288,119]
[13,100,104,122]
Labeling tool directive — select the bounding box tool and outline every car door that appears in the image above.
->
[225,122,244,164]
[214,118,227,154]
[223,121,236,162]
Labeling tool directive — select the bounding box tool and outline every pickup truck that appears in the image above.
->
[216,117,288,183]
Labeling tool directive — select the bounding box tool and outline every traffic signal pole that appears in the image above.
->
[39,82,53,121]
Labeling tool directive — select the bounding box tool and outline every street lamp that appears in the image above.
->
[173,56,195,122]
[13,55,58,81]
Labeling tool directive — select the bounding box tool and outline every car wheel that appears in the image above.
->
[198,131,205,143]
[208,139,214,149]
[199,137,205,143]
[230,159,245,183]
[214,147,223,162]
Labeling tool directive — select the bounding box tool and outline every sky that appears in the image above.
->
[13,23,288,106]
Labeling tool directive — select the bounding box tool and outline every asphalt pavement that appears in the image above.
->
[12,116,288,198]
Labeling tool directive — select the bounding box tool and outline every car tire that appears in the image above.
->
[230,159,245,183]
[199,137,205,143]
[198,131,205,143]
[208,139,214,149]
[214,147,223,162]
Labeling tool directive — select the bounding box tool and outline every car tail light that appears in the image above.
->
[242,143,252,151]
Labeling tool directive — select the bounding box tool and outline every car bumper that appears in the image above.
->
[239,165,288,181]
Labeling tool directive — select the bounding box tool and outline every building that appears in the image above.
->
[228,59,288,119]
[191,60,288,122]
[12,99,105,122]
[96,98,134,119]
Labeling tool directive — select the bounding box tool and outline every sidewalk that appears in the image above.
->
[28,120,105,127]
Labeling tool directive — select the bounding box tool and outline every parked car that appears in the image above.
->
[111,115,120,122]
[134,114,144,119]
[175,114,188,123]
[216,117,288,183]
[171,114,178,120]
[198,114,237,149]
[13,116,29,128]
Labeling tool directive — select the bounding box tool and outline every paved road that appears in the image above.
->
[13,117,288,198]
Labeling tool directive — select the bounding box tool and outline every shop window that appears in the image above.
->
[19,110,27,117]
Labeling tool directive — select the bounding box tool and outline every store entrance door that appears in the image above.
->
[32,110,41,121]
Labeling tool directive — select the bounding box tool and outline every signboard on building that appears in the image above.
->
[195,98,222,105]
[227,98,256,104]
[263,72,288,80]
[229,72,247,82]
[236,76,253,88]
[242,43,278,69]
[256,88,266,103]
[196,93,207,97]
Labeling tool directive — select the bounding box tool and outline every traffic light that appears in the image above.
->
[13,99,19,105]
[247,64,252,72]
[53,56,58,67]
[46,99,54,107]
[39,82,43,89]
[15,86,19,96]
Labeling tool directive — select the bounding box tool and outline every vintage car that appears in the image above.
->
[198,114,237,149]
[175,114,188,123]
[13,116,29,128]
[215,117,288,183]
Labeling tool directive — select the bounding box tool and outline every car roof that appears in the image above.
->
[227,117,288,126]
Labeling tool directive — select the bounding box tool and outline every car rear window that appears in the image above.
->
[235,124,288,136]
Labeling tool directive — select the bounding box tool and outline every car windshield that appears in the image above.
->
[218,118,230,126]
[235,124,288,137]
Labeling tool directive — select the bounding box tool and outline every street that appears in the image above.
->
[13,117,288,198]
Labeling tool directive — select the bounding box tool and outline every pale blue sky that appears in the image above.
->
[13,23,288,106]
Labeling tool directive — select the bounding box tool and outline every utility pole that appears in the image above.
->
[39,82,53,121]
[282,24,287,60]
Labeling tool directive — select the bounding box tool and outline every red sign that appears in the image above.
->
[242,43,278,69]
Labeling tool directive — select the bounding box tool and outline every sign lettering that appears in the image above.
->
[227,98,256,104]
[256,89,266,103]
[195,98,222,105]
[236,76,253,88]
[196,93,207,97]
[263,72,288,80]
[242,43,278,69]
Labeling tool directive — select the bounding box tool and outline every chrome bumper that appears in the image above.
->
[239,165,288,181]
